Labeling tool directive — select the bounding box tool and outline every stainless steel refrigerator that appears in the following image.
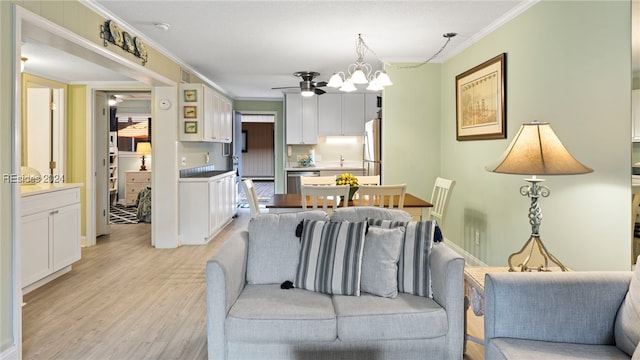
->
[364,118,381,177]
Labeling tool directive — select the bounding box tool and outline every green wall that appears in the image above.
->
[387,0,631,270]
[234,100,285,192]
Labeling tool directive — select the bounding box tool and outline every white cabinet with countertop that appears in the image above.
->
[21,184,82,293]
[179,170,236,245]
[285,92,318,144]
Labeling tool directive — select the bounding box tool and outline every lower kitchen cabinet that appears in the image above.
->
[179,171,236,245]
[21,185,81,293]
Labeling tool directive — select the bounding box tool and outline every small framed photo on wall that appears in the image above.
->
[184,89,197,102]
[184,121,197,134]
[184,106,197,119]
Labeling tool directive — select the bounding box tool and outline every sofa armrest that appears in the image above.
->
[430,243,465,360]
[484,271,631,346]
[206,230,249,360]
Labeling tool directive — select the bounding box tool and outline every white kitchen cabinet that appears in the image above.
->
[21,185,81,292]
[286,92,318,144]
[180,84,232,143]
[633,89,640,142]
[179,171,236,245]
[318,93,368,136]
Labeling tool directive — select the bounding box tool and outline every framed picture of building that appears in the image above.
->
[456,53,506,141]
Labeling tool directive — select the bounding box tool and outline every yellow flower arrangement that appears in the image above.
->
[336,173,358,187]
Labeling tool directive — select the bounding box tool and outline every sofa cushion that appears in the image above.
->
[295,220,367,296]
[332,292,447,341]
[247,211,329,284]
[615,255,640,356]
[369,220,436,298]
[330,206,412,223]
[226,284,337,342]
[486,338,631,360]
[360,226,405,298]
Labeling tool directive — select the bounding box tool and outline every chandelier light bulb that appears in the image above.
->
[374,71,393,87]
[327,73,344,88]
[339,80,357,92]
[350,68,368,84]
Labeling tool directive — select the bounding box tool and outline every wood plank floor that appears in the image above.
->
[22,208,484,360]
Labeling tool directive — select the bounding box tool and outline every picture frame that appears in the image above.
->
[183,106,197,119]
[455,53,506,141]
[242,130,247,152]
[183,89,197,102]
[184,121,197,134]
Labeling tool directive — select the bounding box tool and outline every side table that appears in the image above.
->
[464,266,509,346]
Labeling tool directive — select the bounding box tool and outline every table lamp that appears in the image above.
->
[486,121,593,272]
[136,142,151,171]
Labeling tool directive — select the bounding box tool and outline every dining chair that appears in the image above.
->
[357,184,407,209]
[355,175,380,186]
[428,177,456,226]
[242,179,261,218]
[301,184,350,212]
[300,175,336,186]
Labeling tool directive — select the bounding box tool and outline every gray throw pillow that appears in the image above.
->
[615,256,640,356]
[246,211,328,284]
[368,219,436,298]
[295,219,367,296]
[361,226,405,298]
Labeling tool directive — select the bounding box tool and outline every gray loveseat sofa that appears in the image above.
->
[206,207,465,359]
[484,256,640,360]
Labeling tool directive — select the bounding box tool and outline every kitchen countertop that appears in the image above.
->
[285,161,364,172]
[21,182,83,197]
[179,165,235,182]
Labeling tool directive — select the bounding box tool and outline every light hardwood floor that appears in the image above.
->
[22,208,484,360]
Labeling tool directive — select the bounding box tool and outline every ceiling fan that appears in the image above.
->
[272,71,328,96]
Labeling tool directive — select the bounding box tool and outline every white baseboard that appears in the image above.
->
[0,345,18,360]
[443,237,487,267]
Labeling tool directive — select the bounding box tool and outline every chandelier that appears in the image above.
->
[327,34,392,92]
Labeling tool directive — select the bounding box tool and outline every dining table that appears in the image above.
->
[265,193,433,220]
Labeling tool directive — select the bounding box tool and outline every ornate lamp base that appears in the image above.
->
[508,235,569,272]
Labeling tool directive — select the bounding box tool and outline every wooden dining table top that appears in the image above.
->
[265,193,433,209]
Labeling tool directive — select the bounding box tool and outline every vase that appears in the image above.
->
[342,186,358,202]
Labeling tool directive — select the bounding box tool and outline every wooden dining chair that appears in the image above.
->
[355,175,380,186]
[428,177,455,226]
[357,184,407,209]
[301,184,350,212]
[300,175,336,186]
[242,179,261,218]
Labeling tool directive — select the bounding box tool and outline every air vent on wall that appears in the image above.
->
[181,69,190,83]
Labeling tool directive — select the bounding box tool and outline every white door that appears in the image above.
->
[95,91,109,236]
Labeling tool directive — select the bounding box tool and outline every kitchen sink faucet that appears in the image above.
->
[340,155,344,167]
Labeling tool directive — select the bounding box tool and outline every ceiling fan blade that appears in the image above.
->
[314,88,326,95]
[314,81,328,87]
[271,86,298,90]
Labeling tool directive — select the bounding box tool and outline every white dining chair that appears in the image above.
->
[357,184,407,209]
[301,184,350,212]
[242,179,261,218]
[355,175,380,186]
[300,175,336,186]
[428,177,455,226]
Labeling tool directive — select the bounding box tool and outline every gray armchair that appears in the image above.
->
[484,259,639,360]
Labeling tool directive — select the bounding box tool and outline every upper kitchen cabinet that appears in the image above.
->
[179,84,232,143]
[633,89,640,142]
[285,92,318,144]
[318,92,380,136]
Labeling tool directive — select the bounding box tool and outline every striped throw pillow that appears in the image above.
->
[295,219,367,296]
[368,219,436,298]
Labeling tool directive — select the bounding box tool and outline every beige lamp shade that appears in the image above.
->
[486,121,593,175]
[136,142,152,155]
